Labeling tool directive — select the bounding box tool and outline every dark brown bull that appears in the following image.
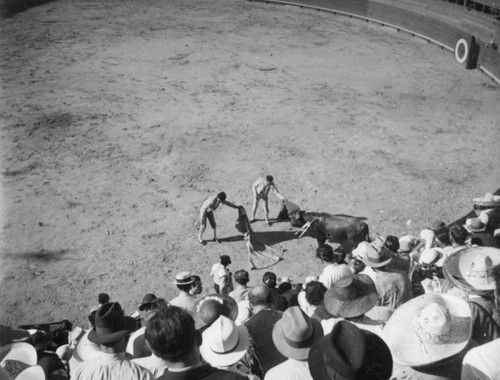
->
[291,210,370,253]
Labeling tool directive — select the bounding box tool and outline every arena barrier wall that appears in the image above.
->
[249,0,500,84]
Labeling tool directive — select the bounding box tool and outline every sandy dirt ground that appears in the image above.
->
[0,0,499,327]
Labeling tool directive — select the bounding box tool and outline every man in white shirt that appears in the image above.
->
[251,175,285,226]
[210,255,233,295]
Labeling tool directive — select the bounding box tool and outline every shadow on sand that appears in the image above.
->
[1,0,59,18]
[219,230,298,246]
[5,249,69,262]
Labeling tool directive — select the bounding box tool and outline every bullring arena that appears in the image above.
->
[1,0,499,338]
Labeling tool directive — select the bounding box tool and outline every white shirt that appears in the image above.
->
[265,358,313,380]
[462,338,500,380]
[72,352,154,380]
[132,354,169,378]
[318,263,352,289]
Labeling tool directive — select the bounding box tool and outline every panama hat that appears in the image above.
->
[324,275,378,318]
[88,302,137,344]
[398,235,417,254]
[381,293,471,367]
[473,193,500,208]
[308,320,392,380]
[200,315,250,367]
[363,244,393,268]
[463,217,487,233]
[419,248,446,268]
[272,306,323,361]
[352,241,371,261]
[195,294,238,327]
[444,246,500,291]
[173,271,194,286]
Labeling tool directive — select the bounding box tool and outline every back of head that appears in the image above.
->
[146,306,198,362]
[234,270,250,286]
[217,192,227,201]
[220,255,231,267]
[98,293,110,304]
[435,228,451,246]
[263,272,277,288]
[266,175,274,182]
[316,244,334,263]
[249,285,273,307]
[305,281,327,306]
[450,225,468,245]
[384,236,400,253]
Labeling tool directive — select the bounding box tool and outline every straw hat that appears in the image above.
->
[443,246,500,291]
[381,293,471,367]
[0,342,38,379]
[173,271,194,286]
[398,235,417,254]
[419,248,446,268]
[200,315,250,367]
[272,306,323,360]
[363,244,393,268]
[463,217,487,233]
[352,241,371,261]
[473,193,500,208]
[323,275,378,318]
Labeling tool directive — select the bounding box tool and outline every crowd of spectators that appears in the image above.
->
[1,192,500,379]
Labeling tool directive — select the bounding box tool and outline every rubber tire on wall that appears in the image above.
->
[454,36,479,70]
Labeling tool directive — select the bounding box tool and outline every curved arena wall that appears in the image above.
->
[250,0,500,84]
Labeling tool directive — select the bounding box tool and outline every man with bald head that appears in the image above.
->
[244,285,286,378]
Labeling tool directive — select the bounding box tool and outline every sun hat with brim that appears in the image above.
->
[173,271,194,286]
[195,294,238,327]
[0,342,37,366]
[363,244,393,268]
[88,302,137,344]
[272,306,324,360]
[200,315,250,367]
[398,235,417,254]
[0,326,30,346]
[463,218,487,233]
[419,248,446,268]
[444,246,500,291]
[352,241,371,261]
[473,193,500,208]
[308,320,392,380]
[381,293,471,367]
[324,275,378,318]
[138,293,158,311]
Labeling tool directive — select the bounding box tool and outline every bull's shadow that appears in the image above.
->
[219,230,298,245]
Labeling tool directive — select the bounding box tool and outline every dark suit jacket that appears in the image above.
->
[158,364,246,380]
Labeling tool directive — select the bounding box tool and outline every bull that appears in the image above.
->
[291,210,370,253]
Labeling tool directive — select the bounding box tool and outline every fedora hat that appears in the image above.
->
[138,293,158,311]
[444,246,500,291]
[88,302,136,344]
[363,244,393,268]
[0,326,30,346]
[195,294,238,327]
[200,315,250,367]
[473,193,500,208]
[381,293,471,367]
[463,217,487,233]
[173,271,194,286]
[419,248,446,268]
[308,320,392,380]
[352,241,371,261]
[324,275,378,318]
[272,306,323,360]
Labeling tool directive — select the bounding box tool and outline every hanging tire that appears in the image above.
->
[454,36,479,70]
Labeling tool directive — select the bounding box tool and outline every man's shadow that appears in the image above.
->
[218,230,298,245]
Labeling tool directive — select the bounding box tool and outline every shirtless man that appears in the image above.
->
[198,192,239,244]
[251,175,285,225]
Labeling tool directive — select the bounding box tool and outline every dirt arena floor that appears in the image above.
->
[0,0,499,327]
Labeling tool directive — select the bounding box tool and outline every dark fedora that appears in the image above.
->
[308,320,392,380]
[88,302,137,344]
[138,293,158,311]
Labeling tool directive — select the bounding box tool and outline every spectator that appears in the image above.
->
[449,225,468,254]
[90,293,110,314]
[245,286,286,378]
[229,270,250,302]
[190,276,204,296]
[262,272,287,311]
[410,248,446,297]
[127,293,158,358]
[146,306,246,380]
[265,306,323,380]
[464,216,498,248]
[211,256,234,295]
[308,321,392,380]
[194,294,239,332]
[297,281,327,319]
[316,244,352,289]
[170,272,198,313]
[72,302,153,380]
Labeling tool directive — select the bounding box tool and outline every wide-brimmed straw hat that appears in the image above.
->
[463,217,487,233]
[0,342,38,379]
[419,248,446,268]
[272,306,323,360]
[352,241,371,261]
[381,293,471,367]
[195,294,238,326]
[200,315,250,367]
[324,275,378,318]
[308,320,392,380]
[173,271,194,286]
[363,244,393,268]
[443,246,500,291]
[473,193,500,208]
[88,302,137,344]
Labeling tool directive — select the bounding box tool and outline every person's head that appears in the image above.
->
[305,281,327,307]
[248,285,273,308]
[449,225,468,246]
[174,271,196,293]
[278,282,292,293]
[220,255,231,267]
[282,289,299,308]
[266,175,274,183]
[98,293,110,305]
[263,272,277,288]
[384,236,399,254]
[146,306,201,363]
[316,244,345,264]
[234,270,250,286]
[216,192,227,201]
[190,276,203,296]
[435,228,451,247]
